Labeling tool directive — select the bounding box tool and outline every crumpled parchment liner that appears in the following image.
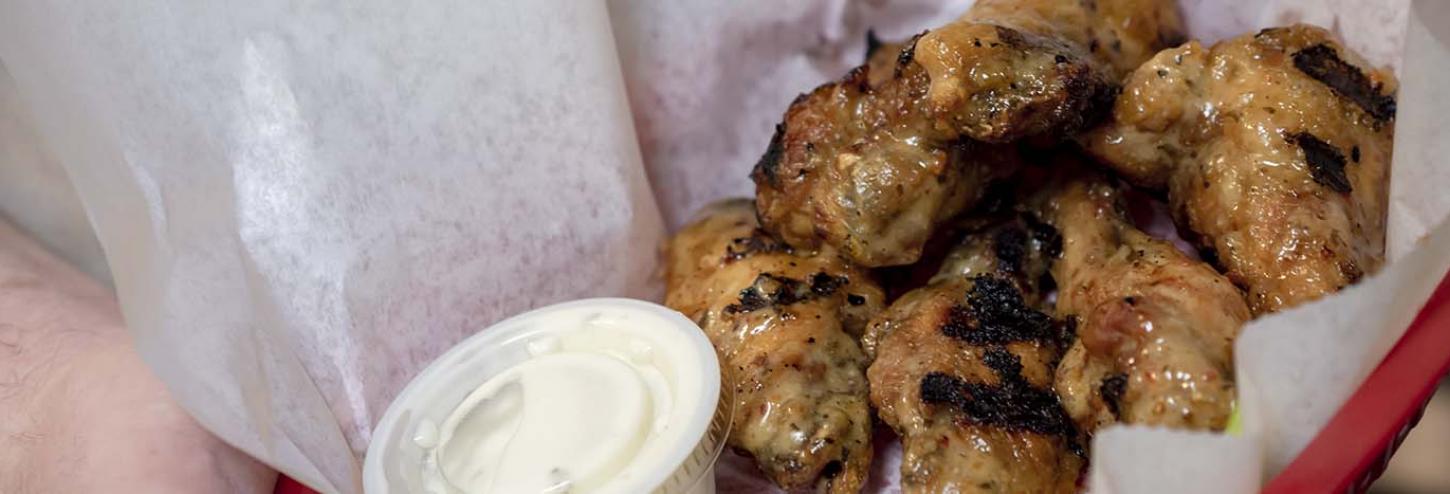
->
[1,1,661,492]
[0,1,1445,493]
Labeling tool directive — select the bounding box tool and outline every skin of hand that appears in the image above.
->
[0,218,277,493]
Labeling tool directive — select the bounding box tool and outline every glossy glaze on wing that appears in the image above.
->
[866,216,1082,493]
[1082,25,1394,314]
[1036,170,1251,433]
[753,0,1184,268]
[665,200,885,493]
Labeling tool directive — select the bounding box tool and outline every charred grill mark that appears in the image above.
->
[1255,27,1288,39]
[939,275,1057,344]
[982,346,1024,378]
[919,371,1072,435]
[896,31,927,76]
[865,29,884,61]
[726,229,791,261]
[992,226,1028,274]
[727,282,771,314]
[751,124,787,188]
[1100,373,1128,418]
[966,275,1054,343]
[1024,212,1063,259]
[940,305,976,341]
[810,272,848,296]
[725,271,849,314]
[1291,132,1352,193]
[940,275,1061,346]
[1292,44,1396,123]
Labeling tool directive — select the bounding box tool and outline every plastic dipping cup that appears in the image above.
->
[364,298,730,494]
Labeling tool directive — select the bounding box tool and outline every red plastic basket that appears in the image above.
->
[274,276,1450,494]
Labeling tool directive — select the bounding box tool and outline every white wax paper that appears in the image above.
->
[0,1,1446,493]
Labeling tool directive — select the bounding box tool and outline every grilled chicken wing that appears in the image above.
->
[753,0,1183,268]
[1081,25,1395,314]
[664,199,885,493]
[865,215,1082,493]
[1036,168,1251,433]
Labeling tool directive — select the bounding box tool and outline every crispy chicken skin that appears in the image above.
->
[665,199,885,493]
[1081,25,1395,314]
[865,216,1082,493]
[753,0,1183,268]
[962,0,1185,79]
[1036,169,1251,433]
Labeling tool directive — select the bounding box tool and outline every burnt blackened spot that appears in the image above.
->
[865,29,884,62]
[982,347,1023,379]
[810,272,847,296]
[1351,145,1361,163]
[940,305,975,341]
[751,124,786,187]
[847,294,866,306]
[725,272,846,314]
[1054,54,1068,65]
[725,284,770,314]
[725,229,790,262]
[1255,27,1287,39]
[1100,373,1128,418]
[941,276,1057,344]
[993,226,1028,274]
[897,31,927,71]
[725,274,801,313]
[821,460,843,479]
[1023,213,1063,259]
[919,372,1072,435]
[919,373,962,407]
[1292,44,1396,123]
[965,275,1055,343]
[1292,132,1352,193]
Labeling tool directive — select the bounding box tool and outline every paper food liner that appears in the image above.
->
[0,1,1445,493]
